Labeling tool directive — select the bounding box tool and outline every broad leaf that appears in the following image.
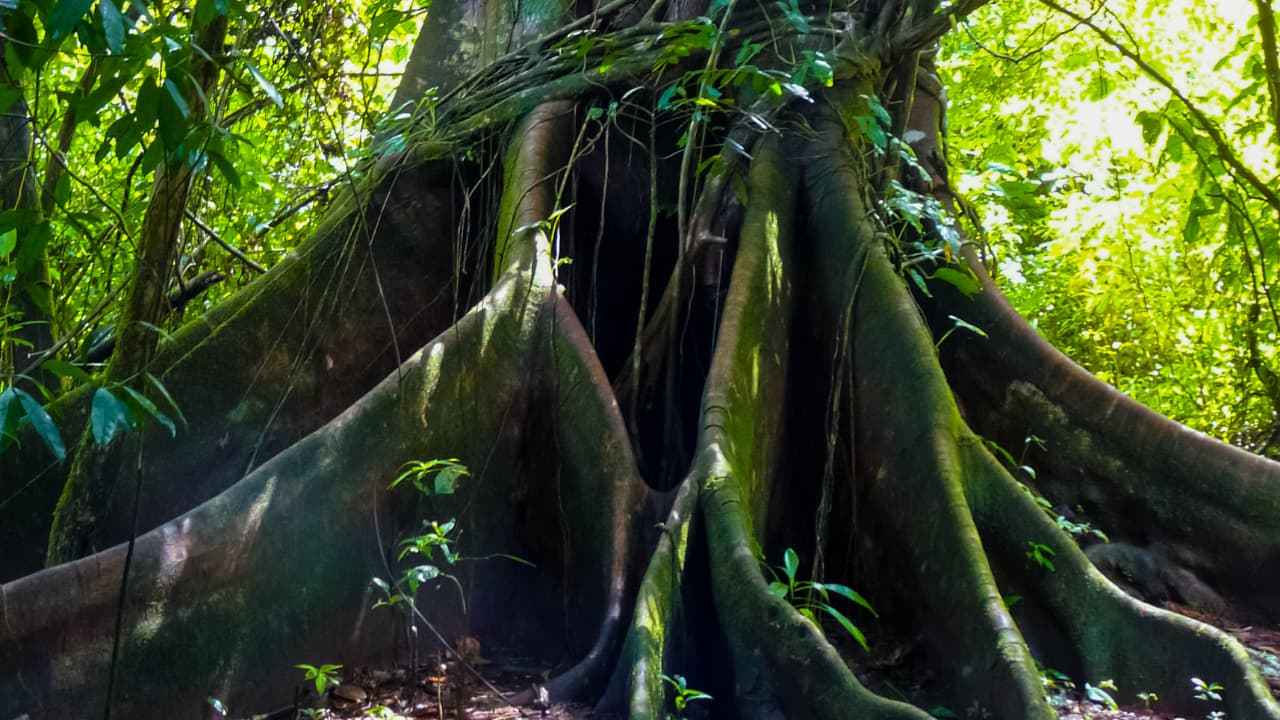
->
[100,0,125,53]
[121,386,176,437]
[819,583,877,617]
[45,0,94,41]
[91,386,133,445]
[929,267,980,298]
[16,388,66,461]
[245,61,283,109]
[42,359,93,384]
[820,603,869,651]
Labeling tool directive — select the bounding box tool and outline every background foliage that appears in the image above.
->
[4,0,1279,460]
[941,0,1280,454]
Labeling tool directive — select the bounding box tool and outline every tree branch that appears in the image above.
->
[1254,0,1280,147]
[183,209,267,274]
[889,0,993,53]
[1036,0,1280,214]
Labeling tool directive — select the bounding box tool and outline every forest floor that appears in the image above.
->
[247,605,1280,720]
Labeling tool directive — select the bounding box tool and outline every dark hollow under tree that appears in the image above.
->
[2,0,1279,718]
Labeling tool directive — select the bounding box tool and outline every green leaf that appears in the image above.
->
[16,388,66,461]
[1084,683,1118,710]
[206,146,242,189]
[0,228,15,258]
[42,359,93,384]
[907,268,932,298]
[434,466,461,494]
[1087,72,1114,101]
[0,387,21,445]
[100,0,125,53]
[244,61,283,109]
[657,83,682,110]
[819,583,877,617]
[157,80,190,149]
[947,314,988,339]
[783,547,799,585]
[121,385,176,437]
[767,581,789,599]
[45,0,94,41]
[820,603,869,651]
[862,94,891,127]
[163,78,191,118]
[146,373,187,428]
[1136,110,1164,146]
[929,267,980,298]
[91,386,133,445]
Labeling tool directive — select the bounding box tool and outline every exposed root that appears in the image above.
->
[5,19,1280,720]
[930,250,1280,621]
[0,264,541,716]
[522,296,655,703]
[0,159,471,579]
[964,443,1280,719]
[802,117,1049,718]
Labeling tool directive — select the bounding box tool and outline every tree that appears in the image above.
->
[1,0,1279,719]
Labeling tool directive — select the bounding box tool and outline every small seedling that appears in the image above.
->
[764,548,877,650]
[662,673,711,720]
[391,458,469,496]
[1085,679,1119,710]
[1038,666,1074,692]
[1026,541,1056,571]
[1192,677,1224,702]
[297,663,343,695]
[1138,691,1159,707]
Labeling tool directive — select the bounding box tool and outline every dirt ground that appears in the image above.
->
[222,603,1279,720]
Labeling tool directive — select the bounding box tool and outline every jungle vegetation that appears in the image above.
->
[1,0,1279,718]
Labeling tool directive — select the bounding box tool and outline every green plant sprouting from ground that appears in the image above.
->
[372,459,470,614]
[391,458,470,496]
[1193,676,1227,720]
[1084,678,1119,710]
[763,547,877,651]
[662,673,711,720]
[373,458,531,619]
[296,663,342,695]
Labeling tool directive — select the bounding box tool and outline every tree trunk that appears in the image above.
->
[3,1,1280,719]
